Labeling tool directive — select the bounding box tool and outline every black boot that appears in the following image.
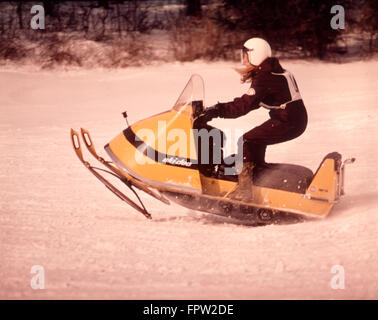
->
[227,162,254,202]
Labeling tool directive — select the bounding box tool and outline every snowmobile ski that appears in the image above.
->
[79,127,169,205]
[70,129,151,219]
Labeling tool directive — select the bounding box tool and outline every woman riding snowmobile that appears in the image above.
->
[197,37,308,202]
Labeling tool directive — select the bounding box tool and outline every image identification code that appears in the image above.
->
[143,304,234,317]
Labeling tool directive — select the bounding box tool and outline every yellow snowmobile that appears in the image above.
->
[71,74,355,225]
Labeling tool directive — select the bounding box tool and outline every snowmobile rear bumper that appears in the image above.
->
[304,153,355,203]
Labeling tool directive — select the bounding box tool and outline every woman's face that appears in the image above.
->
[242,52,250,66]
[242,52,254,68]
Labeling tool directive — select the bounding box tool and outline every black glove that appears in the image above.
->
[196,104,219,124]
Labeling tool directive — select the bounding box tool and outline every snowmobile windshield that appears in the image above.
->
[173,74,205,117]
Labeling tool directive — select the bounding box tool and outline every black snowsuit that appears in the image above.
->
[217,57,308,164]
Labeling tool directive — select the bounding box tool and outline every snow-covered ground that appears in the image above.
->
[0,60,377,299]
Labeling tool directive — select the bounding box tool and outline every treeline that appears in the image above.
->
[215,0,377,59]
[0,0,175,39]
[0,0,376,68]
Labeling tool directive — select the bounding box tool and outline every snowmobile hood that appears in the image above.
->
[105,75,206,193]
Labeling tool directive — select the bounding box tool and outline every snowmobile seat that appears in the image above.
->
[253,163,314,194]
[217,158,314,194]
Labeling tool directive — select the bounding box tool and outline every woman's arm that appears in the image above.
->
[217,76,268,119]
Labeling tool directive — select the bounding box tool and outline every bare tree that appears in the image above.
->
[16,1,23,29]
[360,0,377,55]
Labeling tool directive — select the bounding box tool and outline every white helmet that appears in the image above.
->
[241,38,272,66]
